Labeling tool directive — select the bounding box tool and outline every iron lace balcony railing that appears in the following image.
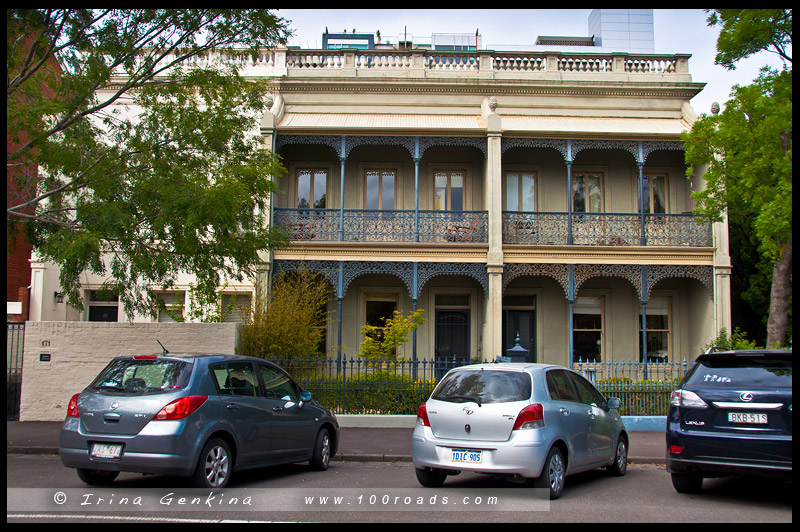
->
[503,212,712,247]
[274,208,488,243]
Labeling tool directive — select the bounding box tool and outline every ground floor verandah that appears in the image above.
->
[273,258,717,370]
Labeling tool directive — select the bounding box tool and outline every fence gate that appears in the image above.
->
[7,322,24,420]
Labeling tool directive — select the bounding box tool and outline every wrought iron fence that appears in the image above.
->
[274,355,690,417]
[7,323,25,420]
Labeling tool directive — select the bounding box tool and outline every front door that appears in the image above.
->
[503,309,537,362]
[435,309,470,378]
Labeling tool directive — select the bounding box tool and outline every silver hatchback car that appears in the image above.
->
[60,354,339,489]
[412,363,628,498]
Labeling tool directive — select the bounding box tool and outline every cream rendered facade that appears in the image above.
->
[27,47,731,368]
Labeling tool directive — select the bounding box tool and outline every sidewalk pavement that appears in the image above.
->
[7,420,667,464]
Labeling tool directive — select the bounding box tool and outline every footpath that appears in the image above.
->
[7,418,666,464]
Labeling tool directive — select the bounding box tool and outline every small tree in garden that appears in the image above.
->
[238,272,332,362]
[358,309,426,361]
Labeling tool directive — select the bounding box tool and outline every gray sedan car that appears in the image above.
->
[60,354,339,488]
[412,363,628,499]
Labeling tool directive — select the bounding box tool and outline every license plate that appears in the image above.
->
[728,412,768,424]
[90,443,123,459]
[451,449,482,463]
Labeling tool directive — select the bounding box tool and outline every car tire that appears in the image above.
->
[533,446,566,499]
[193,437,232,489]
[607,436,628,476]
[415,467,447,488]
[76,468,119,486]
[310,428,331,471]
[671,472,703,493]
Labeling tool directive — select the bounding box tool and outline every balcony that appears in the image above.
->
[503,212,712,247]
[274,208,711,247]
[274,208,488,243]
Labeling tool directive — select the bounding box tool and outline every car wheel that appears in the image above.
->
[193,437,232,489]
[671,472,703,494]
[310,428,331,471]
[533,446,565,499]
[607,436,628,476]
[415,467,447,487]
[76,468,119,486]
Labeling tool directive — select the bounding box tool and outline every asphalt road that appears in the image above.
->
[6,454,792,523]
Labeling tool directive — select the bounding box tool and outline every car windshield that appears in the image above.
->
[91,358,193,394]
[432,369,532,404]
[685,355,792,388]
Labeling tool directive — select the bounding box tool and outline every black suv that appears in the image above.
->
[666,349,792,493]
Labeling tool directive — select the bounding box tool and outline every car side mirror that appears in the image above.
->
[299,391,312,406]
[607,397,621,410]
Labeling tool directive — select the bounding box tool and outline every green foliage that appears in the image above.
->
[595,377,680,416]
[7,10,292,318]
[300,371,437,415]
[238,273,332,363]
[704,327,760,351]
[358,309,426,361]
[706,9,792,70]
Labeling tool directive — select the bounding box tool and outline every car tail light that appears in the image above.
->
[513,403,545,430]
[416,404,430,427]
[67,393,80,418]
[670,390,708,408]
[154,395,208,420]
[668,444,684,455]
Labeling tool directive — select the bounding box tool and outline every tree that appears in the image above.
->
[683,9,792,347]
[238,272,332,362]
[7,9,292,318]
[358,309,426,361]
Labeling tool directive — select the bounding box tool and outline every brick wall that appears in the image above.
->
[19,321,240,421]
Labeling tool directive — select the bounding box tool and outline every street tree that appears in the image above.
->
[683,9,792,347]
[7,9,292,318]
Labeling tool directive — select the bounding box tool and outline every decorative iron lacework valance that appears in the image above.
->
[500,138,684,164]
[274,134,488,159]
[273,259,490,299]
[503,263,713,301]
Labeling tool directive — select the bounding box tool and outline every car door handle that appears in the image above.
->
[226,404,239,410]
[273,406,283,412]
[559,408,570,416]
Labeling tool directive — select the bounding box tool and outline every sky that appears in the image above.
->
[275,9,790,118]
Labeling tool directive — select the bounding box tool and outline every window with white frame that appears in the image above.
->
[297,169,327,208]
[156,291,185,322]
[573,296,604,362]
[572,173,603,213]
[505,171,537,212]
[365,169,396,210]
[640,296,671,362]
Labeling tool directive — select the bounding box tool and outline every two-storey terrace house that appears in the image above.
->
[27,25,731,371]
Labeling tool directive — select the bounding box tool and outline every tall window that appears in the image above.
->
[366,170,395,210]
[434,171,464,211]
[505,172,536,212]
[640,174,667,214]
[640,297,671,362]
[297,169,327,208]
[572,173,603,213]
[365,294,398,343]
[573,296,603,362]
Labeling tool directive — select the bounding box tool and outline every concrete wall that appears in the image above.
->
[20,321,240,422]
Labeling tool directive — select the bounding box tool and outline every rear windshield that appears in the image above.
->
[432,369,532,405]
[685,355,792,388]
[91,358,193,394]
